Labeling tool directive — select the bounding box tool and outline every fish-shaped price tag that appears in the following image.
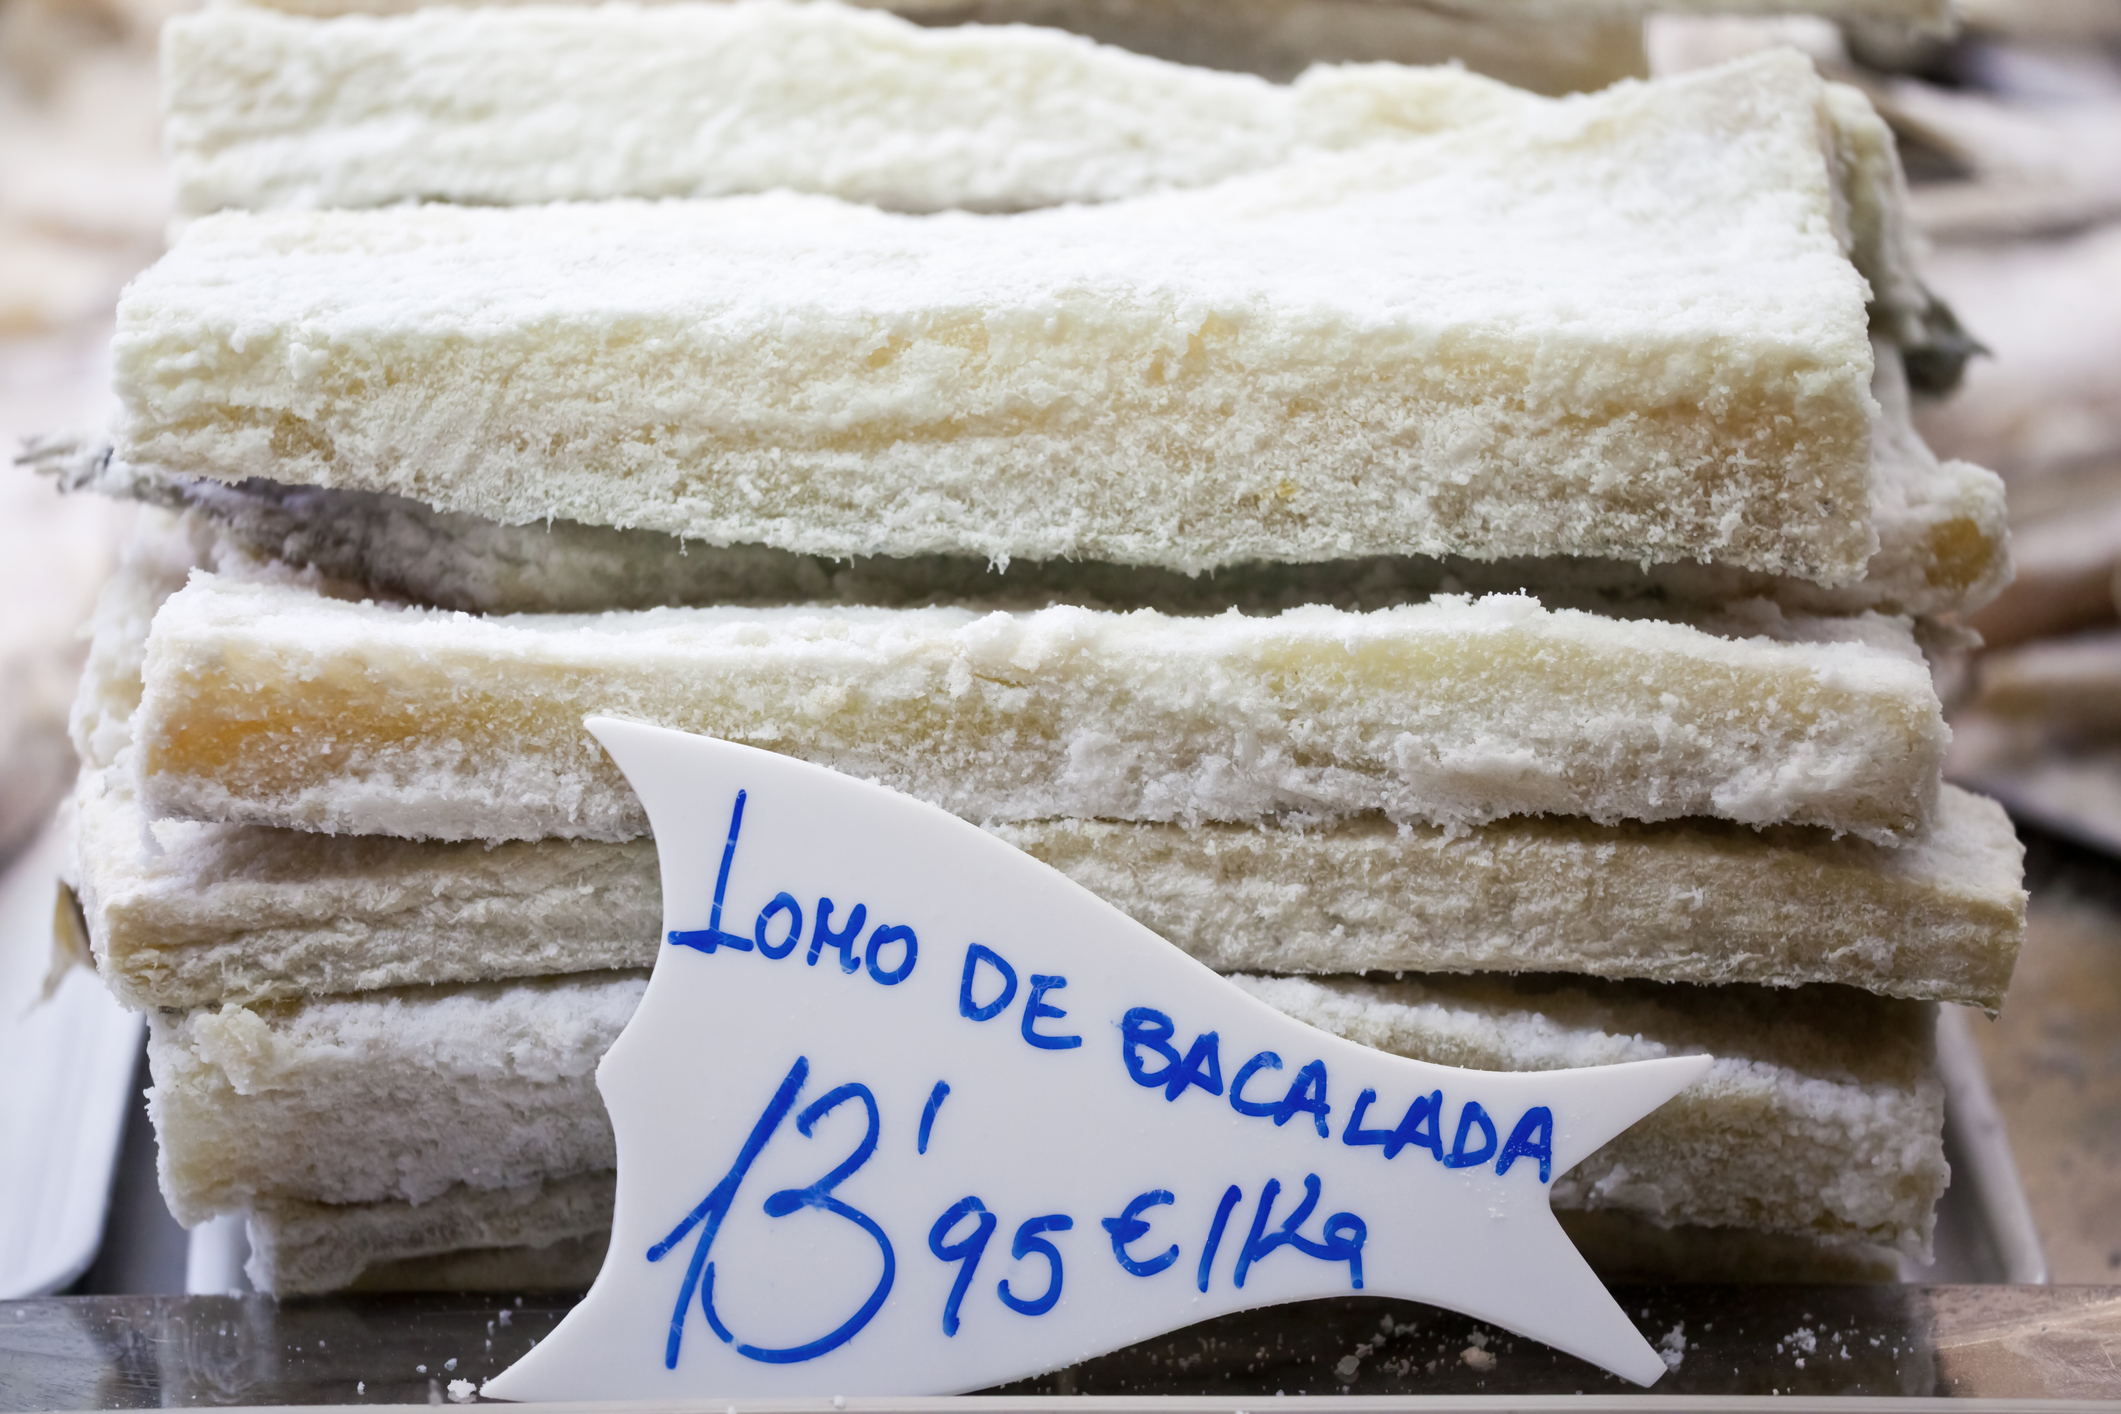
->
[485,718,1709,1400]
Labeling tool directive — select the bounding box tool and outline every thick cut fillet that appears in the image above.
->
[333,1232,610,1295]
[149,969,1944,1256]
[52,333,2014,617]
[74,766,2022,1010]
[52,355,2008,623]
[66,508,216,775]
[161,3,1543,216]
[131,575,1947,843]
[149,971,641,1223]
[247,1173,614,1295]
[994,792,2022,1011]
[74,767,661,1008]
[1820,84,1977,390]
[163,3,1944,376]
[116,52,1878,581]
[1837,344,2008,617]
[1621,337,2007,619]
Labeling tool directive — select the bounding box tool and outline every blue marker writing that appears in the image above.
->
[918,1082,950,1155]
[648,1056,894,1368]
[927,1198,995,1337]
[1233,1174,1365,1291]
[668,791,753,953]
[959,944,1017,1021]
[1101,1191,1179,1278]
[1021,976,1081,1051]
[997,1215,1073,1316]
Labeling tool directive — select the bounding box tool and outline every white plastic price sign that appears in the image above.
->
[486,718,1708,1399]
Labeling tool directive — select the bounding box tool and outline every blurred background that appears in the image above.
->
[1,0,2117,1296]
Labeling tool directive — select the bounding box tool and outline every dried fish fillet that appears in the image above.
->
[131,575,1948,843]
[116,54,1879,581]
[149,969,1945,1259]
[75,766,2022,1011]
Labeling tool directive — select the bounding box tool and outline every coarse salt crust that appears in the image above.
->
[131,574,1948,844]
[116,52,1879,581]
[74,763,2023,1010]
[148,968,1945,1256]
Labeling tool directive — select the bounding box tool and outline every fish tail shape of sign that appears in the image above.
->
[483,718,1712,1400]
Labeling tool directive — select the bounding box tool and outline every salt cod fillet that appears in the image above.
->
[247,1172,615,1295]
[60,503,373,773]
[45,329,2012,619]
[166,5,1960,384]
[149,971,641,1224]
[131,574,1947,844]
[338,1233,611,1295]
[149,969,1945,1256]
[998,795,2021,1011]
[163,2,1942,373]
[116,52,1879,582]
[160,2,1544,216]
[73,765,2023,1010]
[65,507,219,776]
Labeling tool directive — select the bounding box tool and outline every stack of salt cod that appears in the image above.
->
[55,3,2030,1295]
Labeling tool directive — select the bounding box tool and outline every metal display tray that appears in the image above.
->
[2,1285,2119,1409]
